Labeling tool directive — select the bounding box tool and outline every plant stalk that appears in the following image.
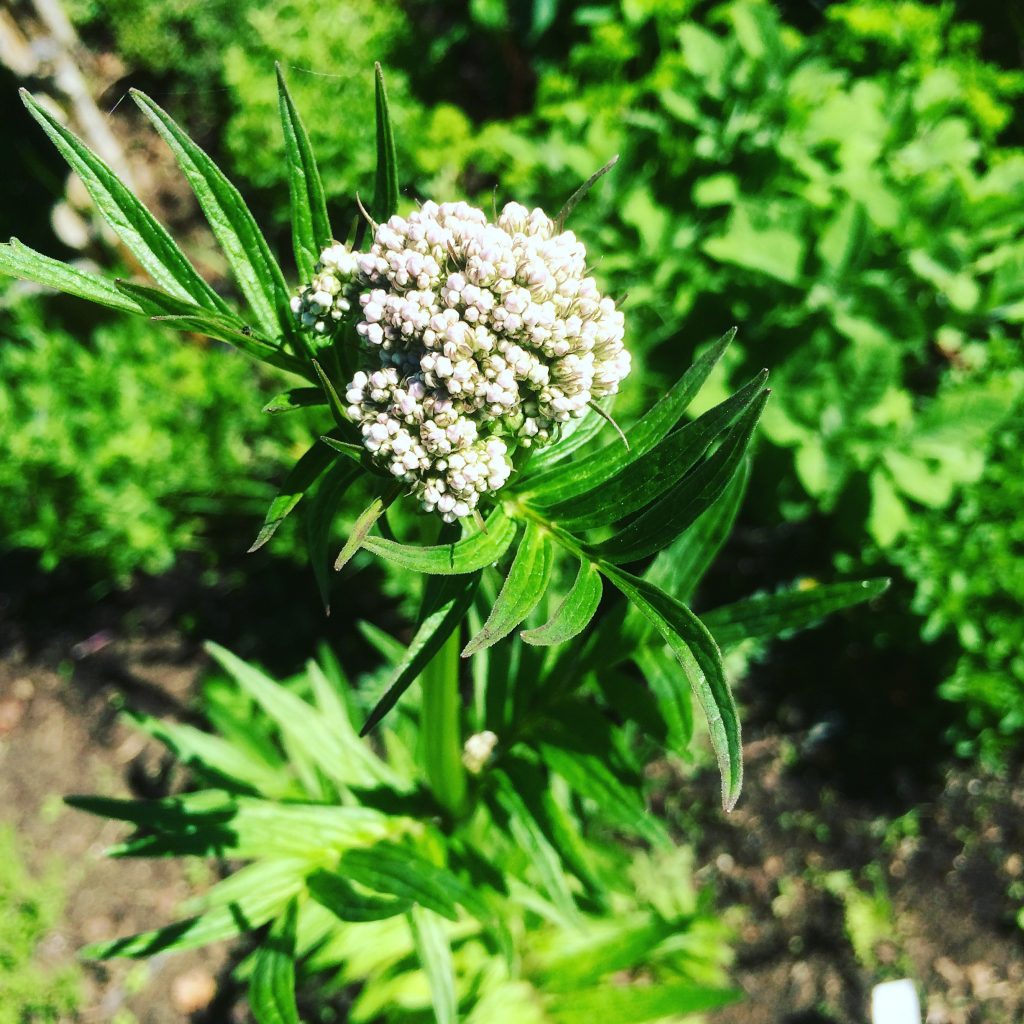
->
[420,625,467,816]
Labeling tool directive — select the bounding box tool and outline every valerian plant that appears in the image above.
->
[1,65,887,1021]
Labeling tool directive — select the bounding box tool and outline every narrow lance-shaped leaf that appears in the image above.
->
[545,981,741,1024]
[462,521,555,657]
[20,91,226,311]
[250,438,338,553]
[249,900,300,1024]
[522,327,738,502]
[131,90,295,344]
[602,566,742,811]
[593,388,768,565]
[535,370,767,530]
[205,642,402,792]
[555,155,619,231]
[361,572,481,735]
[335,489,398,572]
[633,645,693,757]
[308,869,411,922]
[276,63,332,280]
[703,578,891,652]
[492,775,579,921]
[305,460,361,612]
[115,279,243,325]
[371,62,400,224]
[82,859,305,959]
[520,558,603,647]
[618,455,751,657]
[409,906,458,1024]
[362,505,518,575]
[149,314,309,376]
[263,387,326,415]
[0,238,143,314]
[340,843,465,921]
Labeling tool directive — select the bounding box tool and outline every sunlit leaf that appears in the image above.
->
[0,238,143,314]
[308,869,412,922]
[371,63,399,223]
[132,90,294,343]
[522,328,737,502]
[703,578,891,651]
[250,900,300,1024]
[463,522,554,657]
[361,572,481,735]
[520,559,603,647]
[602,567,742,811]
[409,906,458,1024]
[20,90,227,312]
[276,63,332,280]
[593,389,768,564]
[362,506,518,574]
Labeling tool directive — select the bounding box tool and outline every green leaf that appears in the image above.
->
[308,869,412,922]
[593,388,768,564]
[204,642,390,790]
[276,63,332,281]
[644,455,750,606]
[493,773,579,921]
[409,906,458,1024]
[20,91,226,311]
[132,90,293,342]
[0,238,143,314]
[371,62,400,223]
[634,645,693,757]
[545,981,740,1023]
[534,370,767,530]
[335,490,398,572]
[602,567,742,811]
[340,843,467,922]
[306,460,360,611]
[249,901,300,1024]
[114,279,240,322]
[462,522,555,657]
[520,559,603,647]
[149,313,308,376]
[70,791,391,859]
[311,358,348,426]
[556,156,619,231]
[702,578,891,652]
[83,859,304,959]
[362,506,518,574]
[361,572,481,735]
[123,710,297,799]
[537,742,666,846]
[250,439,338,553]
[523,328,737,502]
[263,387,326,414]
[619,456,751,654]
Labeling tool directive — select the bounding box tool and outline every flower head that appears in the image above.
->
[296,200,631,520]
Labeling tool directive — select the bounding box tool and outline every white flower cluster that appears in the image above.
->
[294,200,631,521]
[289,243,359,336]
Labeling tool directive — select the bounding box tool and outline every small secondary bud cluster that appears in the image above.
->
[294,200,631,520]
[289,244,359,336]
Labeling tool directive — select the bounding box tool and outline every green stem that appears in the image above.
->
[420,625,467,816]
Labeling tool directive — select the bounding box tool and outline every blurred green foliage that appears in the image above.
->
[899,341,1024,764]
[0,293,309,580]
[0,827,81,1024]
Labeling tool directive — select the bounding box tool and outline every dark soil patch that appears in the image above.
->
[0,630,248,1022]
[657,736,1024,1024]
